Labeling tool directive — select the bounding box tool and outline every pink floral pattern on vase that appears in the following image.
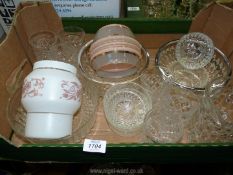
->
[60,80,81,101]
[22,77,45,98]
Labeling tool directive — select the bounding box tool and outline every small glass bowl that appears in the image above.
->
[77,40,149,85]
[144,110,184,143]
[103,82,152,136]
[175,32,214,70]
[156,40,232,92]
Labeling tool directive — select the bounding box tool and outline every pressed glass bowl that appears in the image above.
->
[78,40,149,85]
[175,32,214,70]
[6,78,99,144]
[103,83,152,136]
[156,40,232,92]
[144,110,184,143]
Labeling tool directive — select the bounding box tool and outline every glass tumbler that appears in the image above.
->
[144,82,200,143]
[53,26,85,64]
[29,31,57,60]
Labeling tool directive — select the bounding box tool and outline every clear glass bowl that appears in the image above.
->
[144,109,184,143]
[6,77,99,144]
[103,82,152,136]
[156,40,232,92]
[175,32,214,70]
[77,40,149,85]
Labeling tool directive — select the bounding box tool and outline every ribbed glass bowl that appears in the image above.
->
[155,40,232,92]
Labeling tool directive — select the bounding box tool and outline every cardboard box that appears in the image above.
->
[0,1,233,162]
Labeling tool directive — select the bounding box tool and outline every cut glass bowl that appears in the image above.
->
[175,32,214,70]
[156,40,232,92]
[103,83,152,136]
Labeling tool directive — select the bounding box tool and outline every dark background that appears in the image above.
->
[0,161,233,175]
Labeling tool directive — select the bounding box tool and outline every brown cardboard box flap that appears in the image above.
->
[13,1,63,63]
[0,1,62,141]
[0,28,30,139]
[190,2,233,60]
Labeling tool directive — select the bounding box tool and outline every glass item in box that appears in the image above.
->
[89,24,143,79]
[175,32,214,70]
[78,40,149,85]
[29,27,85,65]
[29,31,57,60]
[94,24,135,40]
[21,60,82,139]
[156,40,232,92]
[7,77,99,143]
[144,83,200,143]
[144,109,184,143]
[103,82,152,136]
[188,76,233,143]
[58,26,85,49]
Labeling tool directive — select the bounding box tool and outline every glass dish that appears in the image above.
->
[7,78,99,144]
[103,82,152,136]
[156,40,232,92]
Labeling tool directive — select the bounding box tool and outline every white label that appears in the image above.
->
[127,7,140,11]
[51,0,120,18]
[83,139,107,153]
